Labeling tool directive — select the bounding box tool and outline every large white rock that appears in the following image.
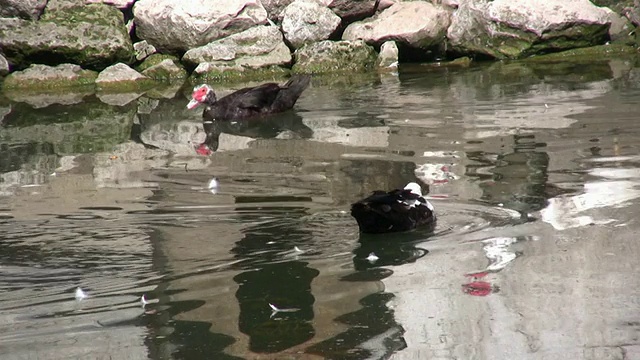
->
[447,0,613,59]
[342,2,451,48]
[182,25,291,68]
[133,0,268,52]
[0,0,47,19]
[281,0,341,49]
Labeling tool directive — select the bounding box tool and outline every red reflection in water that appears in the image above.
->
[462,281,493,296]
[196,144,212,156]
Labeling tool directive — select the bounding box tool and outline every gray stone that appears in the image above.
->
[182,25,291,69]
[342,2,451,48]
[377,40,399,68]
[85,0,136,9]
[141,59,188,81]
[133,0,268,52]
[0,4,133,70]
[134,40,157,61]
[2,64,98,90]
[0,53,9,76]
[96,63,153,91]
[623,0,640,26]
[324,0,395,20]
[282,0,341,49]
[447,0,613,59]
[0,0,47,19]
[604,9,634,43]
[261,0,295,22]
[292,40,377,74]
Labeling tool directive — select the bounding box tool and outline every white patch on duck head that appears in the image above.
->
[187,84,212,109]
[404,182,422,196]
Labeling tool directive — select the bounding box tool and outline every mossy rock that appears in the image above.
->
[136,54,181,72]
[0,4,133,70]
[292,40,377,74]
[141,59,188,81]
[2,64,98,90]
[523,44,639,63]
[189,63,291,83]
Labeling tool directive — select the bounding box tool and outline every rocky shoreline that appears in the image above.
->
[0,0,639,93]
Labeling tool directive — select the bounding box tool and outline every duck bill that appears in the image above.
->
[186,98,201,110]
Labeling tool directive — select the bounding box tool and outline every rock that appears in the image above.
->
[261,0,295,22]
[133,0,268,52]
[342,2,451,48]
[85,0,136,9]
[0,4,133,70]
[2,64,98,90]
[622,0,640,26]
[281,0,341,49]
[604,9,635,43]
[182,25,291,69]
[0,0,47,19]
[141,59,188,81]
[134,40,157,61]
[96,63,155,92]
[447,0,613,59]
[377,40,398,68]
[191,62,290,82]
[292,40,377,74]
[0,54,9,76]
[136,54,180,72]
[44,0,85,12]
[325,0,395,21]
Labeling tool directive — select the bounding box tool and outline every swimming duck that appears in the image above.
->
[186,74,311,122]
[350,182,436,234]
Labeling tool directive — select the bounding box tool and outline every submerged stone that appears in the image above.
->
[292,40,377,74]
[2,63,98,90]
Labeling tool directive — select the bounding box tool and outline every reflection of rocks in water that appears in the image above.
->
[96,91,144,106]
[0,99,136,154]
[201,112,313,153]
[138,120,205,155]
[336,158,425,206]
[2,87,94,108]
[230,206,319,353]
[0,142,57,195]
[468,134,564,214]
[306,292,407,359]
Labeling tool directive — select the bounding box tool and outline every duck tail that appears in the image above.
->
[275,74,312,110]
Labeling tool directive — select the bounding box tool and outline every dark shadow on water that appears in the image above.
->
[352,231,433,271]
[202,111,313,152]
[230,205,319,354]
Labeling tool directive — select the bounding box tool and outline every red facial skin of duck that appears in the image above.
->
[187,86,208,109]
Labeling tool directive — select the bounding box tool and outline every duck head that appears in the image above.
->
[187,84,217,109]
[404,182,423,196]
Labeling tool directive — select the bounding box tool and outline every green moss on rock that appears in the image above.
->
[136,54,181,72]
[523,44,638,63]
[292,40,377,74]
[189,64,291,83]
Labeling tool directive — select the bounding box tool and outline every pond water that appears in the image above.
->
[1,58,640,360]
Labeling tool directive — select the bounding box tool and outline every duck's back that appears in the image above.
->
[351,189,435,234]
[205,75,311,121]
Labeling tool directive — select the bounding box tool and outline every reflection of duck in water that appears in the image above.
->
[197,112,314,154]
[351,182,436,234]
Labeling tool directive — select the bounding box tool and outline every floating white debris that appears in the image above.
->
[208,177,219,194]
[387,61,399,68]
[141,295,149,307]
[269,303,301,318]
[339,210,346,214]
[75,287,87,301]
[266,241,276,245]
[294,246,304,253]
[544,103,549,109]
[366,252,379,263]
